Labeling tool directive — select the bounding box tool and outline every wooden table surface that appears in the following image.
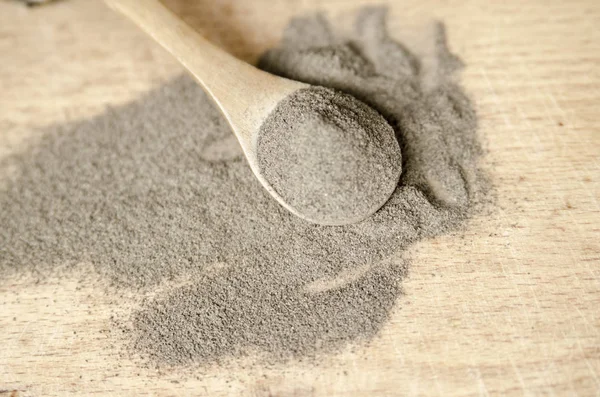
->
[1,0,599,395]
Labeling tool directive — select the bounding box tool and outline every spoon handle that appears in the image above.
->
[104,0,295,141]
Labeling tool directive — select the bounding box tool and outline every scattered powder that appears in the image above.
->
[0,8,487,365]
[258,86,402,225]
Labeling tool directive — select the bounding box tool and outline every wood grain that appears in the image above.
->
[1,0,599,396]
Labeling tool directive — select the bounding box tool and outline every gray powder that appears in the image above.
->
[258,86,402,225]
[0,8,487,366]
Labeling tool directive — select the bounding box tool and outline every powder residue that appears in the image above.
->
[258,86,402,225]
[0,8,487,365]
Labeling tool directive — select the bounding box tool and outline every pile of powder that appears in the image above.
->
[257,86,402,225]
[0,8,486,365]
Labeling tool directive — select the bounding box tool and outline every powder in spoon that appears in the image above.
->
[0,8,488,365]
[257,86,402,225]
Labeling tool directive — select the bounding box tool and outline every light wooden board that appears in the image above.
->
[1,0,599,395]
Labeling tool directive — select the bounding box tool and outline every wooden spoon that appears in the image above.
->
[104,0,401,225]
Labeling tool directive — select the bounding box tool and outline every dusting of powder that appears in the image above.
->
[0,8,487,365]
